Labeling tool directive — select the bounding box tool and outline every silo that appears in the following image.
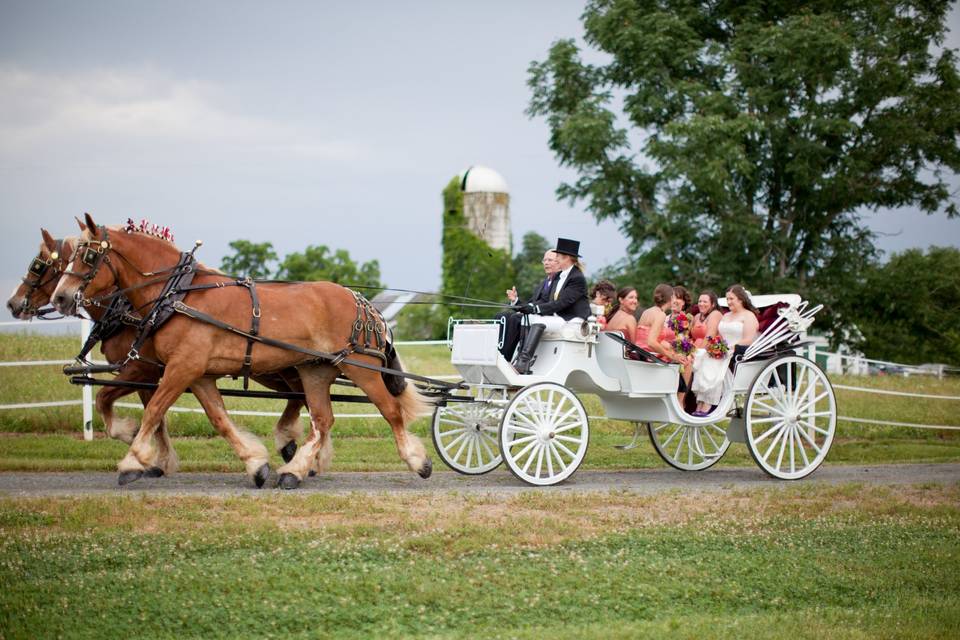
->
[459,165,511,253]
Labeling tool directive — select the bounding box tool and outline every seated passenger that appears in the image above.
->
[589,279,616,327]
[635,283,690,366]
[668,285,694,403]
[691,290,723,348]
[690,284,759,416]
[604,286,638,338]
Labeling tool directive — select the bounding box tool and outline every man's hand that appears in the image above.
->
[518,303,538,314]
[506,286,518,303]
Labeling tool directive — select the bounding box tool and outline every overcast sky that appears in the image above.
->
[2,0,958,304]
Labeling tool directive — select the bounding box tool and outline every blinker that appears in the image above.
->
[82,247,99,267]
[28,257,48,277]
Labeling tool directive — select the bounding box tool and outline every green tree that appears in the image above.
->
[512,232,552,301]
[393,303,449,341]
[277,245,382,288]
[851,247,960,366]
[528,0,960,336]
[441,176,515,318]
[220,240,278,279]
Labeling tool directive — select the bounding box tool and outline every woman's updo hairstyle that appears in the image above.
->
[653,283,674,307]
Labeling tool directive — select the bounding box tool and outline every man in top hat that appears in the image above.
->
[498,237,591,374]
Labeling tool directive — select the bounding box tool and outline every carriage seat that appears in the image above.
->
[601,331,666,364]
[539,318,592,342]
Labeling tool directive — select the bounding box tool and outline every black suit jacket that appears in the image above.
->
[522,274,557,305]
[536,266,591,320]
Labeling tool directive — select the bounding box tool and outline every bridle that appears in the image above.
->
[18,239,67,317]
[60,225,122,308]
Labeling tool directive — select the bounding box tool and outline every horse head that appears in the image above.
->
[52,212,181,316]
[7,229,76,320]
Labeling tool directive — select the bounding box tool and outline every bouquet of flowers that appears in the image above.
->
[672,334,695,371]
[666,312,691,335]
[705,335,730,360]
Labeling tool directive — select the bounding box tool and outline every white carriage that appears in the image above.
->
[432,295,836,486]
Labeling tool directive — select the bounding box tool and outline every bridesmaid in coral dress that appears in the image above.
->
[691,290,723,348]
[635,284,690,366]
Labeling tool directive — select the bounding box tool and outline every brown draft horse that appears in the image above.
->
[51,214,431,489]
[7,229,317,477]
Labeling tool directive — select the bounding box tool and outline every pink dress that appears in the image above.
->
[635,324,671,362]
[691,319,708,348]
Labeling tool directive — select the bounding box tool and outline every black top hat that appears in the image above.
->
[554,237,582,257]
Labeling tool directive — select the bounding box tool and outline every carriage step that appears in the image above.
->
[63,363,123,375]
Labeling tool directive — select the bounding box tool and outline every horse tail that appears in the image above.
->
[381,345,432,425]
[382,342,408,397]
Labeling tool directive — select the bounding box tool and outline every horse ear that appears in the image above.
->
[75,216,87,232]
[41,228,57,252]
[84,212,97,234]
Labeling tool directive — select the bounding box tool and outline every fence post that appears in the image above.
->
[80,318,93,441]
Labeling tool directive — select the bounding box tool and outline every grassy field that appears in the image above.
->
[1,483,958,639]
[1,332,958,472]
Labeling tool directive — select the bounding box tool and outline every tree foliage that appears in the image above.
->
[441,177,515,318]
[528,0,960,335]
[220,240,278,279]
[850,247,960,365]
[276,245,382,288]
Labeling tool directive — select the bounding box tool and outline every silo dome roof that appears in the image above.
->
[459,165,508,193]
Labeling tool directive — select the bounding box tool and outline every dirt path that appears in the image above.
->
[0,463,957,497]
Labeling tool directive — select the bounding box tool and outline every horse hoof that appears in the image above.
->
[278,473,300,490]
[118,470,143,486]
[418,458,433,479]
[308,469,317,477]
[143,467,165,478]
[254,464,270,489]
[280,441,297,463]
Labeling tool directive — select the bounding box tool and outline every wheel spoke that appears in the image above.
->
[754,421,785,445]
[553,439,577,460]
[521,443,539,474]
[545,441,555,477]
[552,421,585,434]
[554,434,583,445]
[438,427,468,438]
[687,429,695,465]
[533,444,545,477]
[795,390,830,414]
[478,432,498,461]
[508,434,539,446]
[703,426,722,452]
[511,438,538,463]
[798,419,831,436]
[511,408,541,431]
[465,437,475,468]
[749,415,785,424]
[673,427,688,460]
[506,422,538,435]
[761,426,786,463]
[795,427,811,467]
[439,416,468,427]
[659,423,684,449]
[797,424,822,455]
[775,425,789,472]
[452,432,470,463]
[521,396,543,427]
[548,442,568,471]
[788,427,795,473]
[750,399,781,415]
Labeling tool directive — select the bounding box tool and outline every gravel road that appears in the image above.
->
[0,463,957,497]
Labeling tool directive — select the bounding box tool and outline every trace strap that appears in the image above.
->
[168,300,462,389]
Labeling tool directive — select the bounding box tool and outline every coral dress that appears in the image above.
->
[691,317,708,348]
[635,324,671,362]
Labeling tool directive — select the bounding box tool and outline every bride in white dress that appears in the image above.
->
[690,285,759,416]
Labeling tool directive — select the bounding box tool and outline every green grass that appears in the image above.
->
[1,484,958,639]
[1,333,958,472]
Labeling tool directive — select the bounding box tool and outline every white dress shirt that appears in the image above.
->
[552,264,574,300]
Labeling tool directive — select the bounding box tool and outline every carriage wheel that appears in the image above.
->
[745,355,836,480]
[431,394,502,475]
[647,419,731,471]
[499,382,589,486]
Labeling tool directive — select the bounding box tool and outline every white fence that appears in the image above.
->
[1,318,958,438]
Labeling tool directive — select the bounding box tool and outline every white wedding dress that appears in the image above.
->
[690,320,743,406]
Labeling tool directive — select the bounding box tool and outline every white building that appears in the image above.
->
[459,165,511,253]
